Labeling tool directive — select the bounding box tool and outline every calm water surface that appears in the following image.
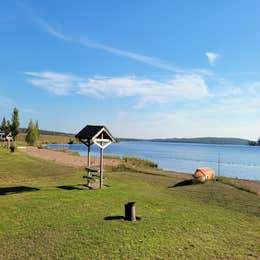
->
[46,141,260,181]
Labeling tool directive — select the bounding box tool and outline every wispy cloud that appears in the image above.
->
[205,52,220,66]
[25,71,80,95]
[25,71,210,106]
[18,1,212,75]
[18,1,66,40]
[78,38,183,73]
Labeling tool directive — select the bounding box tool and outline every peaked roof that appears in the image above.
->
[75,125,115,144]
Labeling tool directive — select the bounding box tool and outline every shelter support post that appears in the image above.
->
[100,147,103,189]
[87,145,91,176]
[87,145,90,167]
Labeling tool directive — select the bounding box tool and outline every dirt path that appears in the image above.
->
[18,146,119,169]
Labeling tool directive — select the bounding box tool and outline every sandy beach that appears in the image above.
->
[18,146,120,169]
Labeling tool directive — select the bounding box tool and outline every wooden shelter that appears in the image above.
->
[75,125,115,189]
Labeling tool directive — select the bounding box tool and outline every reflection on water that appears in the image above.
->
[45,141,260,181]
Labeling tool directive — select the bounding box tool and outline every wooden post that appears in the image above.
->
[218,152,220,177]
[87,144,90,176]
[87,144,90,167]
[125,202,136,221]
[100,147,103,189]
[99,133,104,189]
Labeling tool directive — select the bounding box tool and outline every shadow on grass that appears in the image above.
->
[57,185,84,190]
[104,216,125,221]
[57,184,111,191]
[104,216,142,221]
[0,186,40,196]
[169,179,198,188]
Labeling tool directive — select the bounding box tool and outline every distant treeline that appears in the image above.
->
[122,137,252,145]
[19,128,74,137]
[19,128,254,146]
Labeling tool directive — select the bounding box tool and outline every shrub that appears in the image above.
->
[122,156,158,168]
[68,139,75,144]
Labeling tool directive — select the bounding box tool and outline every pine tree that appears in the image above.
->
[35,120,40,140]
[25,120,36,145]
[1,117,7,133]
[6,120,11,135]
[11,107,19,140]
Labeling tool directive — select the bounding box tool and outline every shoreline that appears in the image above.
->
[18,146,260,195]
[44,142,260,182]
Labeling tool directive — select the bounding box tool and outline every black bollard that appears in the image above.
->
[125,202,136,221]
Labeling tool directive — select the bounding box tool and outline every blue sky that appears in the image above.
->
[1,0,260,139]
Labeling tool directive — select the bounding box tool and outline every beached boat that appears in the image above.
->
[193,167,215,183]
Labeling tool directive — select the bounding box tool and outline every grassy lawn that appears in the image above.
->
[0,148,259,259]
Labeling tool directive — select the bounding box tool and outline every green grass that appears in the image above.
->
[103,154,121,160]
[103,154,158,169]
[122,155,158,168]
[216,176,257,194]
[0,148,259,259]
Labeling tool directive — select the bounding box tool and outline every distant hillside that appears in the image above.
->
[122,137,252,145]
[19,128,74,137]
[19,128,252,145]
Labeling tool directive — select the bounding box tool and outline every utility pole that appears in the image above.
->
[218,152,220,177]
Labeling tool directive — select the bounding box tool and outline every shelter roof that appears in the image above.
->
[75,125,115,145]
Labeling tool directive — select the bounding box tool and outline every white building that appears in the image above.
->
[0,132,13,142]
[0,132,5,141]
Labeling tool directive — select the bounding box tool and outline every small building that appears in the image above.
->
[6,133,13,142]
[0,132,5,141]
[0,132,13,142]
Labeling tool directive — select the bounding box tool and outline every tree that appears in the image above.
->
[1,117,7,133]
[25,120,37,145]
[11,107,19,140]
[6,120,11,135]
[25,120,39,146]
[35,120,40,140]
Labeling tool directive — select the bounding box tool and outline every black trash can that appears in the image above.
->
[125,202,136,221]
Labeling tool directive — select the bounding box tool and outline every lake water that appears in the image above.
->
[45,141,260,181]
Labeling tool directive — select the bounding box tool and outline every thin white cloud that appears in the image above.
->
[18,1,212,75]
[18,1,66,40]
[25,71,210,106]
[78,38,184,73]
[36,18,65,40]
[205,52,220,66]
[25,71,80,95]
